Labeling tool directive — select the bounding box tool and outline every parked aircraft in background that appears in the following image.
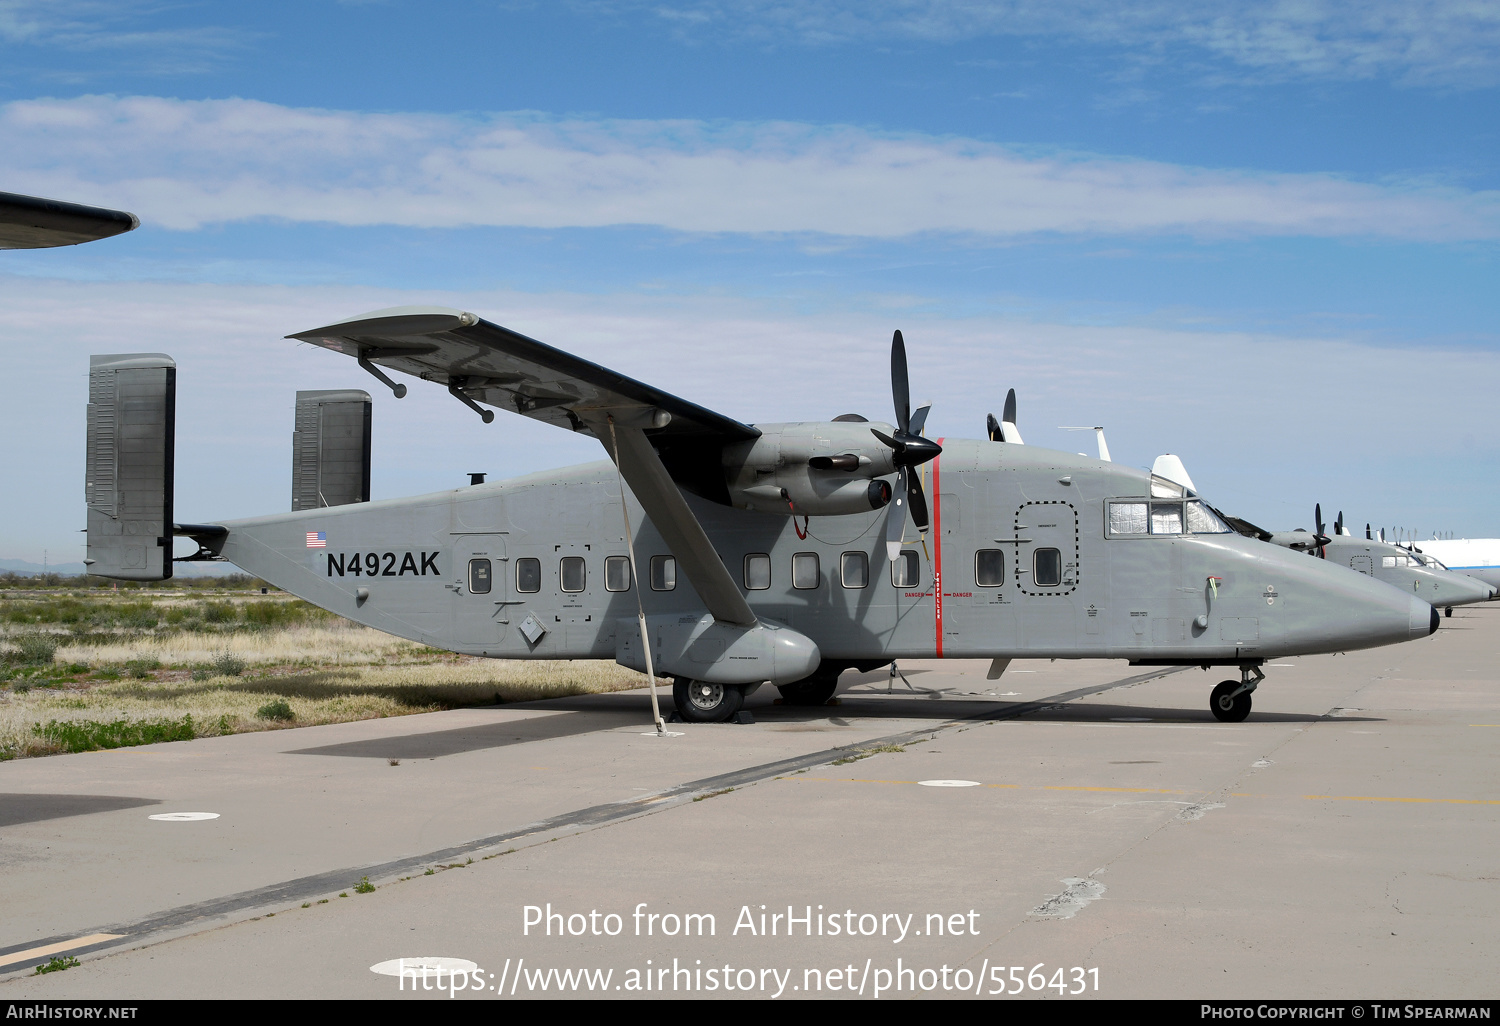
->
[1393,538,1500,593]
[82,310,1439,726]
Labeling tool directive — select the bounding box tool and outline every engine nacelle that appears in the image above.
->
[722,421,898,516]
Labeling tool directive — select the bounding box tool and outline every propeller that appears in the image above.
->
[1336,510,1345,537]
[1366,523,1372,540]
[985,388,1024,444]
[1313,503,1331,557]
[870,330,942,561]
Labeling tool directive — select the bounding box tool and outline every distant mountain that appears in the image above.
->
[0,558,247,578]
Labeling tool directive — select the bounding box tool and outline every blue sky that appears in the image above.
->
[2,0,1498,563]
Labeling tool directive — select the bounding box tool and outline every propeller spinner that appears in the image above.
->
[871,330,942,561]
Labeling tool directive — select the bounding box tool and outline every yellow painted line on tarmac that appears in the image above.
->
[0,934,123,969]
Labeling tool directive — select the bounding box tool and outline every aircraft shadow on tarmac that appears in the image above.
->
[283,692,1383,761]
[0,794,161,828]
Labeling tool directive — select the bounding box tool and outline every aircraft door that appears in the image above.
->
[1349,555,1373,576]
[452,533,510,650]
[1014,500,1080,647]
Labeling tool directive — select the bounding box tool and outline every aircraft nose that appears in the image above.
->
[1410,596,1439,637]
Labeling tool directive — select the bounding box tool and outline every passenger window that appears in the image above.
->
[1382,556,1396,568]
[792,552,820,590]
[975,549,1005,587]
[560,556,586,593]
[468,558,492,595]
[604,555,631,592]
[744,553,771,590]
[840,551,869,589]
[1034,548,1062,587]
[650,555,676,591]
[516,557,540,593]
[1109,502,1148,535]
[891,550,920,588]
[1150,503,1183,535]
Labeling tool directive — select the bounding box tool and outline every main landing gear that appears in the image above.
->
[1210,663,1264,723]
[671,679,759,723]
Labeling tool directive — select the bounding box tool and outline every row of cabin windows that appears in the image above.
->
[468,547,1064,594]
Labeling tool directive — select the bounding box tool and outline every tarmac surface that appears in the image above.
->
[1,605,1496,1000]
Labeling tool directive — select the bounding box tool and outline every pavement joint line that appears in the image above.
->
[0,664,1188,977]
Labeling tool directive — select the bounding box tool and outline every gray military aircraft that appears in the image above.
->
[1,191,138,249]
[83,307,1440,725]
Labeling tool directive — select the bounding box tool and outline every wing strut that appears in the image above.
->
[594,418,757,628]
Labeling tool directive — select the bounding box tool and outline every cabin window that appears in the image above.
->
[604,555,631,592]
[1109,502,1148,535]
[792,552,820,589]
[468,558,492,595]
[975,549,1005,587]
[560,556,586,593]
[1150,503,1184,535]
[1033,547,1062,587]
[650,555,676,591]
[1186,500,1232,534]
[891,550,920,589]
[744,553,771,590]
[516,557,540,593]
[1382,556,1396,568]
[840,551,869,589]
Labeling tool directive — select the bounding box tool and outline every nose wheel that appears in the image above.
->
[1210,664,1263,723]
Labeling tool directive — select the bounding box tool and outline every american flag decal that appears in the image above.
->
[306,531,326,548]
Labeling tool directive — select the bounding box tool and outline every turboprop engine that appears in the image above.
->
[722,420,898,516]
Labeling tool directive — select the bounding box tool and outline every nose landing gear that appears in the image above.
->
[1210,663,1264,723]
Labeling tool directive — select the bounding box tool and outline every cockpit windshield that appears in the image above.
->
[1108,499,1232,536]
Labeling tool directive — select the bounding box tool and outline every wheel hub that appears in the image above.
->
[689,682,724,711]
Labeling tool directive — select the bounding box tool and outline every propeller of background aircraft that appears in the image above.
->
[870,330,941,561]
[986,388,1024,444]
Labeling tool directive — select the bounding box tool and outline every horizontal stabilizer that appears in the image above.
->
[292,389,372,511]
[85,354,174,580]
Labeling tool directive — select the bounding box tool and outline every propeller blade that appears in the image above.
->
[1001,388,1023,444]
[908,469,930,531]
[1336,510,1345,536]
[1366,523,1372,540]
[870,427,900,451]
[885,467,909,561]
[908,402,931,436]
[891,330,910,434]
[986,413,1002,442]
[1314,503,1326,557]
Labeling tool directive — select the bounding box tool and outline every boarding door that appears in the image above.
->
[453,533,510,650]
[1348,555,1373,577]
[1014,500,1080,647]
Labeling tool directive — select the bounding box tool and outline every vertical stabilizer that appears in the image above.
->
[85,353,175,580]
[291,389,372,510]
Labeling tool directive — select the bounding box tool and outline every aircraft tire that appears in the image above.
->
[672,678,745,723]
[1210,681,1251,723]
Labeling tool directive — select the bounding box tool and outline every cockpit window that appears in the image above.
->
[1150,503,1183,535]
[1109,502,1148,535]
[1186,501,1232,534]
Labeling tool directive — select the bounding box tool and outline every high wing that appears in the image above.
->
[288,306,759,445]
[290,305,760,627]
[0,191,139,250]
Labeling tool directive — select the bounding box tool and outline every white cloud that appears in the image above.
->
[2,275,1496,561]
[619,0,1500,89]
[0,2,249,75]
[2,95,1497,240]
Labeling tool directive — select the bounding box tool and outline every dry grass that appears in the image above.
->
[1,623,647,760]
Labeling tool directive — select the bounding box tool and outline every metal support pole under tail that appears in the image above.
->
[608,416,678,738]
